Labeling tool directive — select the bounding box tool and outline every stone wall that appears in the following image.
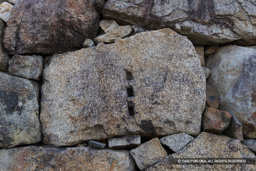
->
[0,0,256,170]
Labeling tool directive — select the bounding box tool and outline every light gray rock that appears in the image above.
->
[8,55,43,81]
[223,113,244,141]
[88,140,106,149]
[0,2,12,22]
[0,146,135,170]
[160,133,194,152]
[244,139,256,153]
[8,0,17,4]
[103,0,256,45]
[94,25,133,43]
[4,0,99,54]
[203,66,211,79]
[147,132,256,171]
[0,72,41,148]
[108,135,141,148]
[100,20,119,33]
[130,138,167,170]
[41,29,206,146]
[195,46,205,66]
[132,25,146,34]
[203,107,232,133]
[83,38,95,48]
[206,45,256,138]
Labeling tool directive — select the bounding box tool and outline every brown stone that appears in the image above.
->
[203,107,232,133]
[223,113,244,141]
[206,84,219,108]
[4,0,99,54]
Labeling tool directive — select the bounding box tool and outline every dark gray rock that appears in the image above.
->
[103,0,256,45]
[0,72,41,148]
[4,0,99,54]
[8,55,43,81]
[244,139,256,153]
[108,135,141,148]
[0,19,9,72]
[88,140,106,149]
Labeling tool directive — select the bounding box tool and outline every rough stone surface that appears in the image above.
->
[0,19,9,71]
[0,72,41,148]
[195,46,205,66]
[83,38,95,48]
[206,45,256,138]
[203,107,232,133]
[4,0,99,55]
[41,29,206,146]
[130,138,167,170]
[205,46,220,56]
[160,133,194,152]
[108,135,141,148]
[223,113,244,141]
[103,0,256,45]
[244,139,256,153]
[0,2,13,22]
[94,25,133,43]
[100,20,119,33]
[0,146,135,170]
[206,84,219,108]
[8,55,43,81]
[147,132,256,171]
[88,140,106,149]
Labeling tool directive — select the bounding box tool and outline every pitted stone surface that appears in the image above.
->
[41,29,206,146]
[4,0,99,54]
[0,72,41,148]
[0,146,135,170]
[103,0,256,45]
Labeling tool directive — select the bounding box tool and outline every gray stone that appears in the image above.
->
[0,17,8,71]
[41,29,206,146]
[244,139,256,153]
[108,135,141,148]
[8,0,17,4]
[223,113,244,141]
[103,0,256,45]
[203,107,232,134]
[160,133,194,152]
[4,0,99,54]
[132,25,146,34]
[203,66,211,79]
[0,72,41,148]
[195,46,205,66]
[130,138,167,170]
[94,25,133,43]
[83,38,95,48]
[0,146,135,170]
[147,132,256,171]
[8,55,43,81]
[206,45,256,138]
[0,2,13,22]
[100,20,119,33]
[88,140,106,149]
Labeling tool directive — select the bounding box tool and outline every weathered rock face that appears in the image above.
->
[4,0,99,55]
[103,0,256,45]
[41,29,206,146]
[130,138,167,170]
[147,132,256,171]
[206,45,256,138]
[0,146,135,170]
[8,55,43,81]
[0,72,41,148]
